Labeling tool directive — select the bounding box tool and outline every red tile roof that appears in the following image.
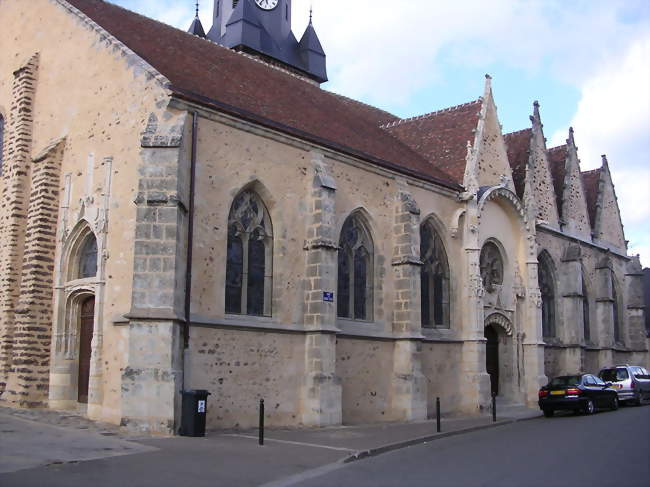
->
[582,168,601,228]
[382,101,482,185]
[547,145,567,219]
[64,0,460,189]
[503,129,532,199]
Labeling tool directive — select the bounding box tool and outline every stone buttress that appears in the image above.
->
[300,151,341,426]
[389,179,426,420]
[120,112,189,434]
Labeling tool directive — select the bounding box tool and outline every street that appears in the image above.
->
[0,405,647,487]
[288,406,650,487]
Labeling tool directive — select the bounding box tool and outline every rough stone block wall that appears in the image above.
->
[421,342,463,416]
[336,337,392,423]
[4,139,65,406]
[189,327,305,429]
[0,54,38,394]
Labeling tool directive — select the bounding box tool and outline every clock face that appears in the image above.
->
[255,0,279,11]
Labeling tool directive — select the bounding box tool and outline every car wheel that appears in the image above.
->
[543,409,554,418]
[610,396,619,411]
[584,399,595,415]
[632,394,642,407]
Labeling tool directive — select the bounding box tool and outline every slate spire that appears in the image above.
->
[298,9,327,82]
[188,1,206,37]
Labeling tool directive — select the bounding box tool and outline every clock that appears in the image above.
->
[255,0,279,10]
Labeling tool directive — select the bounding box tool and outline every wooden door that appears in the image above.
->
[77,297,95,404]
[485,325,499,396]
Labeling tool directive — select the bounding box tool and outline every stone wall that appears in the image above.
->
[336,337,393,423]
[188,326,305,429]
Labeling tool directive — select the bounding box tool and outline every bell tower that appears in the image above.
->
[203,0,327,84]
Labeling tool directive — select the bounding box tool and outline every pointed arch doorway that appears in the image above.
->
[484,312,516,401]
[484,324,499,396]
[77,296,95,404]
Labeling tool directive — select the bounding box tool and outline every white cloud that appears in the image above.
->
[551,36,650,266]
[287,0,650,106]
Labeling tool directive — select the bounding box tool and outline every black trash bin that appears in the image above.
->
[180,389,211,437]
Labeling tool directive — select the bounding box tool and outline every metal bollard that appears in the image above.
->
[436,397,441,433]
[259,398,265,446]
[492,392,497,422]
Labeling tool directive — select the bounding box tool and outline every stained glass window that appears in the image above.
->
[225,191,272,316]
[79,234,98,279]
[582,277,590,342]
[538,252,555,338]
[337,214,373,320]
[420,223,450,328]
[612,273,621,344]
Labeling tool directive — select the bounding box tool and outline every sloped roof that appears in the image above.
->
[547,145,567,218]
[64,0,460,190]
[582,168,602,228]
[503,129,532,199]
[382,101,483,185]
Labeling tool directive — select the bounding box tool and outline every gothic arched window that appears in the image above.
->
[480,242,503,293]
[337,213,373,321]
[225,190,273,316]
[420,222,450,328]
[612,273,621,344]
[582,277,590,342]
[79,234,98,279]
[538,252,556,338]
[0,114,5,176]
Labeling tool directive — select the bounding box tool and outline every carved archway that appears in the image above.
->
[484,312,513,336]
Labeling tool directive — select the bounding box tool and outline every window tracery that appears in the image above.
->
[612,273,621,344]
[225,190,273,316]
[538,252,555,338]
[582,277,590,342]
[337,213,373,321]
[420,223,450,328]
[480,242,503,293]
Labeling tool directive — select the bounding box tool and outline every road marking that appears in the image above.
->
[223,434,356,453]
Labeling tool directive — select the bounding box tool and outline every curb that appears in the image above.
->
[343,414,541,463]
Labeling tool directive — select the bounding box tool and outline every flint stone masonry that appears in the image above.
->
[4,138,65,407]
[0,54,39,395]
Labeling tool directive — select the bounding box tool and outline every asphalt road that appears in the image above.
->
[288,406,650,487]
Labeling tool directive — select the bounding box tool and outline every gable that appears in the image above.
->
[474,87,513,189]
[590,159,626,250]
[548,133,592,239]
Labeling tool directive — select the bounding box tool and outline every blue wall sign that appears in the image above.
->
[323,292,334,302]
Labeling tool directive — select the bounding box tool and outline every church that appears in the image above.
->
[0,0,647,435]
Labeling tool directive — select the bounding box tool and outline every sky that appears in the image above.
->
[114,0,650,266]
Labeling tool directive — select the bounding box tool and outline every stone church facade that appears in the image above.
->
[0,0,647,435]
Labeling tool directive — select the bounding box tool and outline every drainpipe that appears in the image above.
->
[181,111,198,392]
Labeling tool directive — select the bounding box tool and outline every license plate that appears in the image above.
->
[612,384,622,389]
[550,390,565,395]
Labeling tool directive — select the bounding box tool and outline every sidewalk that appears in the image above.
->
[0,403,541,487]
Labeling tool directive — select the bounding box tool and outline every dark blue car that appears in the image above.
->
[538,374,619,417]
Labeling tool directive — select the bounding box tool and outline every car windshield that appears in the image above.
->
[549,376,582,387]
[600,369,628,381]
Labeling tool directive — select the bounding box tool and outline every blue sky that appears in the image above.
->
[114,0,650,265]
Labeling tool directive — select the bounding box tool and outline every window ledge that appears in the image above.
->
[192,313,338,335]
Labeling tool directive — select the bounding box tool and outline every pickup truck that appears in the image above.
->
[598,365,650,405]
